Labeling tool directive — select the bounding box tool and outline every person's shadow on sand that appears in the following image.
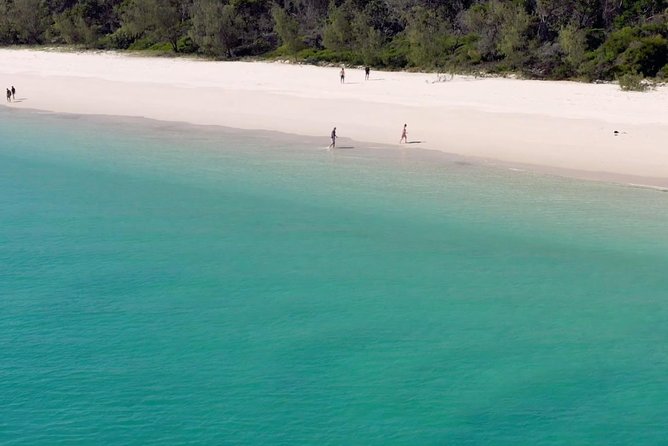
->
[11,98,27,103]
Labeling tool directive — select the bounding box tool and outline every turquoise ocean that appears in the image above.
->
[2,109,668,445]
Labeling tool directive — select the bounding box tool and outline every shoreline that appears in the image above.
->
[6,105,668,192]
[1,49,667,188]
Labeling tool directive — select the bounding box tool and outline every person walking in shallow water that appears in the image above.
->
[400,124,408,144]
[340,67,345,84]
[6,88,11,103]
[11,86,15,100]
[329,127,337,149]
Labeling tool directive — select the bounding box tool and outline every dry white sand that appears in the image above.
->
[1,49,667,185]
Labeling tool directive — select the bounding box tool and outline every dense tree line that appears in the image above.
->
[0,0,666,80]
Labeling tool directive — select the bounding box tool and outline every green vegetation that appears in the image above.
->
[0,0,666,82]
[618,72,650,91]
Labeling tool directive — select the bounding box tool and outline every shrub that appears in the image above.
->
[592,25,668,79]
[128,36,157,51]
[146,42,174,53]
[234,38,273,57]
[105,29,136,49]
[177,35,197,54]
[618,72,648,91]
[618,35,668,77]
[297,48,340,64]
[450,34,481,65]
[657,63,668,80]
[529,42,570,78]
[380,35,410,68]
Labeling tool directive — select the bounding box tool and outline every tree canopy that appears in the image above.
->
[0,0,665,80]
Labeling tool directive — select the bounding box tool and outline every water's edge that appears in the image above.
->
[6,106,667,191]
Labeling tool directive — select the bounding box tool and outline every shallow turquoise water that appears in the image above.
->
[2,110,668,445]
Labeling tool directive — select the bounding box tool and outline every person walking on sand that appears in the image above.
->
[340,67,345,84]
[400,124,408,144]
[365,66,370,81]
[329,127,337,149]
[6,88,11,103]
[11,86,15,100]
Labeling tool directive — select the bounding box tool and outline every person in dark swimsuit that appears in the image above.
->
[365,66,370,80]
[11,86,15,100]
[340,67,345,84]
[329,127,337,149]
[400,124,408,143]
[6,88,11,102]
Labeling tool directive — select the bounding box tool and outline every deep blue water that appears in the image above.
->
[2,109,668,445]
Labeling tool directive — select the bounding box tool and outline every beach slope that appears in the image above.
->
[1,49,666,185]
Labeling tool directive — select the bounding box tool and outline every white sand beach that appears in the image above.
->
[1,49,667,186]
